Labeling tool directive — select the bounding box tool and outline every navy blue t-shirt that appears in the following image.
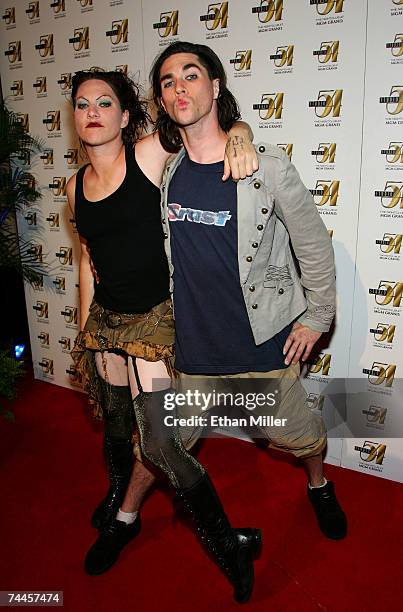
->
[168,153,291,374]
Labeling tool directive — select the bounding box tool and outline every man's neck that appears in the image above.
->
[179,116,227,164]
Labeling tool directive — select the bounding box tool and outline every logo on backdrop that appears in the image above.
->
[381,141,403,170]
[306,353,332,382]
[2,6,16,28]
[309,180,340,215]
[38,332,50,348]
[363,362,396,389]
[252,0,284,33]
[354,441,386,473]
[311,0,345,25]
[116,64,128,75]
[64,149,80,168]
[41,149,54,168]
[33,76,47,98]
[369,280,403,316]
[386,34,403,65]
[362,406,388,430]
[59,336,71,352]
[61,306,78,329]
[309,89,343,127]
[200,3,228,40]
[380,86,403,125]
[49,177,67,200]
[56,246,73,269]
[24,211,37,227]
[269,45,293,74]
[26,1,40,23]
[306,393,325,414]
[153,11,178,44]
[69,27,90,59]
[374,181,403,219]
[253,92,284,129]
[77,0,94,13]
[66,364,83,386]
[50,0,66,18]
[106,19,129,52]
[230,50,252,77]
[369,323,396,349]
[32,275,44,291]
[4,41,22,67]
[46,213,60,231]
[313,41,339,71]
[311,143,336,170]
[10,79,23,99]
[27,242,43,264]
[38,358,54,378]
[277,143,293,160]
[43,111,61,138]
[375,233,402,261]
[53,275,66,293]
[69,217,77,233]
[57,73,72,95]
[15,112,29,132]
[33,300,48,321]
[391,1,403,18]
[35,34,55,64]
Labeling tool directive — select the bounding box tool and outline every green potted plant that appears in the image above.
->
[0,100,46,420]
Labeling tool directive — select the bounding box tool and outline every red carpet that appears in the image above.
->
[1,374,402,611]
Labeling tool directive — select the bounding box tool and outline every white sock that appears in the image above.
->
[308,477,328,490]
[116,509,138,525]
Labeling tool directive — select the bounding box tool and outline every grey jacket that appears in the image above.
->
[160,142,336,345]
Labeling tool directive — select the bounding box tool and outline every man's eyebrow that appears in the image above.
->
[183,63,202,72]
[160,63,202,82]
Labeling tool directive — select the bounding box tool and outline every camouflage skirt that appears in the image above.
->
[71,298,175,419]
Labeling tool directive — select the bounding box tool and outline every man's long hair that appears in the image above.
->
[150,41,241,153]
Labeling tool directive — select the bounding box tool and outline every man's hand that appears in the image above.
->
[283,322,322,366]
[223,132,259,181]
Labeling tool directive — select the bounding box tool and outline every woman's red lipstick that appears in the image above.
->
[86,122,103,127]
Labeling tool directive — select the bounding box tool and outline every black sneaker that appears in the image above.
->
[84,515,141,575]
[307,481,347,540]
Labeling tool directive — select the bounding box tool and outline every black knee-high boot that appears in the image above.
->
[175,474,261,603]
[91,379,135,530]
[132,389,262,601]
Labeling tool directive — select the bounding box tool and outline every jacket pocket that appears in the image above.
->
[263,264,294,293]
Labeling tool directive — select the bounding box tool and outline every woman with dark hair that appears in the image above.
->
[69,68,261,603]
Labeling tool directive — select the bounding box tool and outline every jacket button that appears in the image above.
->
[161,185,165,192]
[252,242,258,248]
[249,285,255,292]
[164,232,168,239]
[262,208,268,214]
[246,256,252,262]
[257,224,263,230]
[252,303,258,309]
[258,145,265,153]
[278,288,284,295]
[253,182,260,189]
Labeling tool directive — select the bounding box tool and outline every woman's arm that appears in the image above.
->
[135,132,172,187]
[136,122,258,186]
[67,174,94,331]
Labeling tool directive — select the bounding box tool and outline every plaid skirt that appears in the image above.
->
[71,298,175,419]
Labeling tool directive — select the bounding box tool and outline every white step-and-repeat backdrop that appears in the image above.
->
[1,0,402,482]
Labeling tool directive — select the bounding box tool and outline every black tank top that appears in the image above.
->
[74,146,170,313]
